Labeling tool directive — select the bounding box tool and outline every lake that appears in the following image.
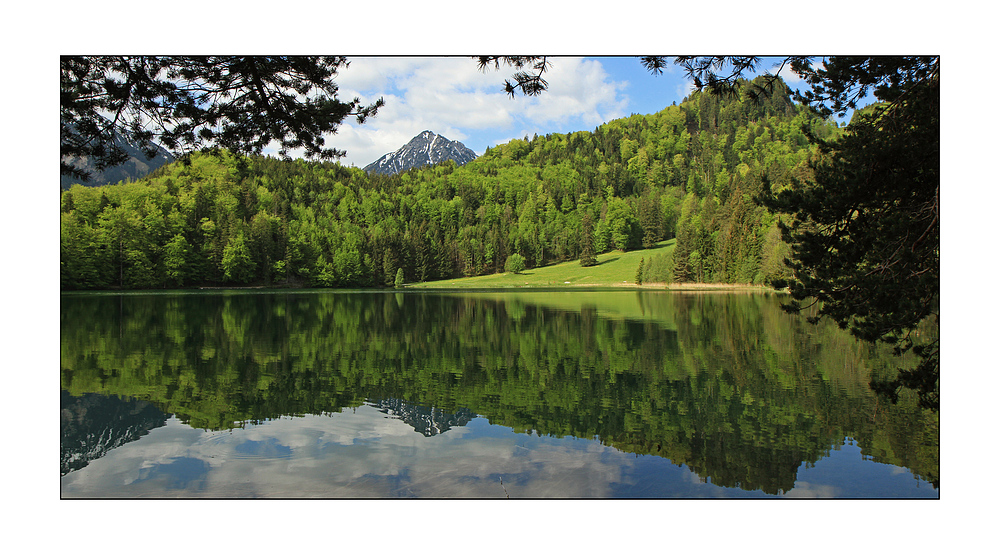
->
[60,289,938,498]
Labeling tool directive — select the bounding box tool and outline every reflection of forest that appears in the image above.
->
[60,291,938,493]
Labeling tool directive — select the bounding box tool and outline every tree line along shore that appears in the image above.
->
[61,78,831,292]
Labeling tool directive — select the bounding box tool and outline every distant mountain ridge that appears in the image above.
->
[61,133,174,189]
[363,130,477,175]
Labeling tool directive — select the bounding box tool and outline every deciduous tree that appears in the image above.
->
[221,232,256,284]
[504,253,526,274]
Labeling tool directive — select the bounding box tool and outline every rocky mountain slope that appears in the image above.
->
[61,134,174,189]
[363,130,477,175]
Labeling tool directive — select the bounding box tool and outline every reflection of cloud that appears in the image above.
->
[60,418,208,497]
[781,482,841,498]
[61,407,636,498]
[61,405,938,498]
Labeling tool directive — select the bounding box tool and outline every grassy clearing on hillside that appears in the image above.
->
[409,239,774,290]
[410,240,675,289]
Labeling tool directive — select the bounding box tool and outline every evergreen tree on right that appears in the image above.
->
[758,57,940,409]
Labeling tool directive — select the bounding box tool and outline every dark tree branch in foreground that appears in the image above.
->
[486,55,809,103]
[61,56,384,180]
[764,57,939,408]
[474,56,551,97]
[671,55,940,409]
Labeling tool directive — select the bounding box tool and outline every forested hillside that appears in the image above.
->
[60,77,840,290]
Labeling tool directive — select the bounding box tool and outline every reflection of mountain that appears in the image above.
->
[60,390,169,475]
[367,398,475,436]
[60,291,938,493]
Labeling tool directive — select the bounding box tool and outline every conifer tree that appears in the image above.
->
[763,65,939,407]
[61,56,384,181]
[579,212,598,267]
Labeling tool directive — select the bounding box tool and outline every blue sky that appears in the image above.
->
[321,56,813,168]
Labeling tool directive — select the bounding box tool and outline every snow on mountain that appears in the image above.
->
[363,131,477,175]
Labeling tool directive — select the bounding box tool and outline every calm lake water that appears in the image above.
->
[60,289,938,498]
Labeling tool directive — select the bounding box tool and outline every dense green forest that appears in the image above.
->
[60,77,840,290]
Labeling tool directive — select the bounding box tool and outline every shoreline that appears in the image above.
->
[62,282,782,294]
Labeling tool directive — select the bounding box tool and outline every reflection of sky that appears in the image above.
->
[780,440,937,499]
[60,406,937,499]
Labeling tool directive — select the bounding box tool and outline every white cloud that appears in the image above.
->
[775,58,805,84]
[678,79,697,100]
[520,58,628,126]
[324,57,629,167]
[335,57,418,92]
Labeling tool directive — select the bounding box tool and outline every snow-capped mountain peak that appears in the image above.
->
[363,131,477,175]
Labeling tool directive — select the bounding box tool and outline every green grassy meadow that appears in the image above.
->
[409,239,774,291]
[410,240,676,289]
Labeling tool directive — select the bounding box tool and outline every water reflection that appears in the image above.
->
[60,402,935,499]
[60,390,169,475]
[60,290,938,497]
[367,398,476,436]
[60,405,625,498]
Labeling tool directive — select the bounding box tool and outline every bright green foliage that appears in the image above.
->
[221,232,256,284]
[641,250,674,284]
[504,253,526,274]
[61,212,107,289]
[163,234,191,287]
[394,268,405,288]
[59,78,831,290]
[605,197,641,251]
